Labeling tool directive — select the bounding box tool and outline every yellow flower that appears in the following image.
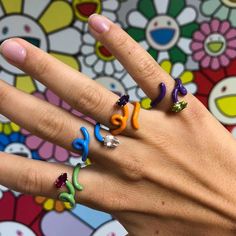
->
[0,0,80,94]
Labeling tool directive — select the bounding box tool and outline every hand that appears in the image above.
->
[0,14,236,236]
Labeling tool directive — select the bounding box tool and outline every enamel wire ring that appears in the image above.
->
[94,122,120,148]
[55,164,83,208]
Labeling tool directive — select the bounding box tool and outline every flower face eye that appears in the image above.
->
[221,86,227,92]
[2,26,8,35]
[110,83,116,89]
[24,24,31,33]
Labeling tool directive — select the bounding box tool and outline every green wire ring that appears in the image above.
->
[58,164,84,208]
[58,181,75,208]
[73,164,84,191]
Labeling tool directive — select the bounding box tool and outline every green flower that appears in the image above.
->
[126,0,198,63]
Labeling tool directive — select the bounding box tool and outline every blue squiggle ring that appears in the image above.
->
[72,127,90,161]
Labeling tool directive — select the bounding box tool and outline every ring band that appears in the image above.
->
[55,164,83,208]
[150,82,166,107]
[72,127,90,162]
[110,104,129,135]
[171,78,188,112]
[94,123,120,148]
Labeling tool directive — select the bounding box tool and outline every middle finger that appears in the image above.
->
[0,38,144,133]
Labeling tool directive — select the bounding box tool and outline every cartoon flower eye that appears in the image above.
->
[24,24,31,33]
[110,83,116,89]
[154,21,158,27]
[9,148,13,152]
[221,86,227,92]
[20,147,24,151]
[2,26,8,35]
[167,21,171,26]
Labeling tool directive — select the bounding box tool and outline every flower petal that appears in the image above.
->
[219,21,230,34]
[229,9,236,27]
[48,28,81,54]
[45,90,59,106]
[226,48,236,58]
[172,63,184,78]
[177,38,192,54]
[128,11,148,28]
[210,19,220,32]
[226,29,236,40]
[177,7,196,26]
[200,22,211,35]
[201,55,211,68]
[38,142,54,160]
[201,0,221,15]
[214,5,229,20]
[193,31,205,42]
[191,42,204,51]
[15,75,36,94]
[154,0,169,14]
[26,135,43,149]
[55,145,69,162]
[39,1,73,33]
[24,0,50,18]
[219,54,230,67]
[103,0,119,11]
[1,0,22,13]
[211,57,220,70]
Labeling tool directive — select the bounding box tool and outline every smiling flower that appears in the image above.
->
[191,19,236,70]
[126,0,198,63]
[0,0,81,93]
[194,59,236,135]
[201,0,236,27]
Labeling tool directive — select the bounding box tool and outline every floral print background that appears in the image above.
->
[0,0,235,235]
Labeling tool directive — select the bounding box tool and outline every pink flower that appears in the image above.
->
[21,89,94,162]
[191,19,236,70]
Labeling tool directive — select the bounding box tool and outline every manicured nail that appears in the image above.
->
[0,39,26,63]
[88,14,111,33]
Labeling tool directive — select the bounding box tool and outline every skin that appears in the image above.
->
[0,15,236,235]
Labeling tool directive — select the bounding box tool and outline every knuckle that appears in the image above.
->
[134,58,159,82]
[113,33,129,50]
[70,85,105,114]
[121,158,144,181]
[33,107,65,141]
[33,54,50,77]
[17,167,42,195]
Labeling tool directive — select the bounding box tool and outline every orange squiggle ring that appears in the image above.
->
[110,105,129,135]
[132,102,140,129]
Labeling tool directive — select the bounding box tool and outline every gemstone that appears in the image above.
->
[103,135,120,148]
[171,100,188,112]
[55,173,67,188]
[117,95,130,107]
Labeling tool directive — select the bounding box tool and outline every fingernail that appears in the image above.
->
[88,14,111,33]
[0,39,26,63]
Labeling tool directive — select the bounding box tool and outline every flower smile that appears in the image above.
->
[206,41,224,54]
[216,95,236,117]
[20,37,41,48]
[76,2,98,17]
[150,28,175,45]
